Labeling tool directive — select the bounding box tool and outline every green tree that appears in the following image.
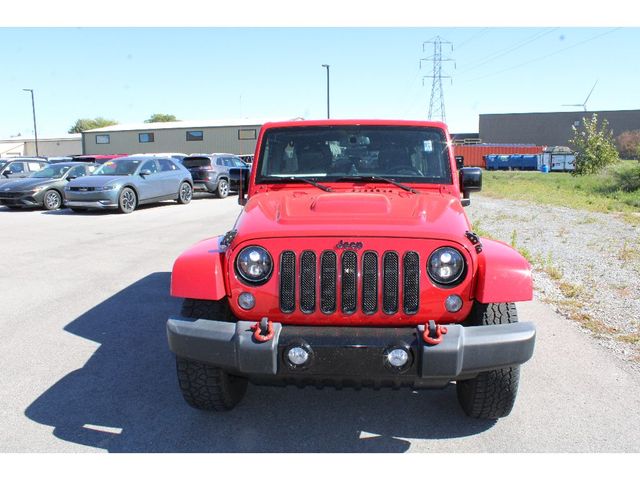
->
[68,117,118,133]
[569,113,619,175]
[144,113,178,123]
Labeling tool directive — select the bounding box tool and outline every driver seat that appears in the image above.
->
[378,146,411,172]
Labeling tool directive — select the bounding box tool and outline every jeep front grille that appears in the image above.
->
[279,250,420,316]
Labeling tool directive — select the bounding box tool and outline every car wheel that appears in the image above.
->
[175,299,247,411]
[177,182,193,204]
[215,178,229,198]
[118,187,137,214]
[43,190,62,210]
[456,302,521,419]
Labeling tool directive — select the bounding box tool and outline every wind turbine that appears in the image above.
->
[562,80,598,112]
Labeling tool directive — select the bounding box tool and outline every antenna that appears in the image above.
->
[562,80,598,112]
[420,36,454,123]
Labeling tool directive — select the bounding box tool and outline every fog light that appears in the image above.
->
[287,347,309,366]
[238,292,255,310]
[445,294,463,313]
[386,348,409,368]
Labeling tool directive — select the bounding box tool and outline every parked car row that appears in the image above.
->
[0,152,251,214]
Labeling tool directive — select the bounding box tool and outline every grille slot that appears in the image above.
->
[299,251,316,313]
[320,251,337,314]
[279,251,296,313]
[361,252,378,314]
[382,252,399,314]
[403,252,420,314]
[341,251,357,314]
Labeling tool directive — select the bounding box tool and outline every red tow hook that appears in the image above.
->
[250,317,275,343]
[423,319,448,345]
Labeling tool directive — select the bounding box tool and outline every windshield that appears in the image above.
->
[256,126,452,185]
[31,164,71,179]
[93,159,141,176]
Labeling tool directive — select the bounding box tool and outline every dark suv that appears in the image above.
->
[182,153,250,198]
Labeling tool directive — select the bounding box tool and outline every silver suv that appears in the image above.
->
[181,153,250,198]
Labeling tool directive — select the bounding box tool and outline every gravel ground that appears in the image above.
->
[467,194,640,370]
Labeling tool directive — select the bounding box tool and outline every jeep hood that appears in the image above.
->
[233,189,471,242]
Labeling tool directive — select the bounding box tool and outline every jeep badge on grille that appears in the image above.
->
[336,240,363,250]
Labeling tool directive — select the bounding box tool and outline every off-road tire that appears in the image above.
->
[456,302,521,419]
[215,178,229,198]
[176,357,248,411]
[176,298,246,411]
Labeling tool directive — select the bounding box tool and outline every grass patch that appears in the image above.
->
[617,333,640,345]
[481,161,640,224]
[558,281,584,298]
[619,241,640,262]
[509,229,533,262]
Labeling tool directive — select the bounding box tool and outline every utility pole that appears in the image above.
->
[22,89,39,157]
[420,37,454,123]
[321,64,330,119]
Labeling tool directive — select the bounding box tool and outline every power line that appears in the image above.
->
[457,28,557,75]
[455,28,491,50]
[465,28,621,83]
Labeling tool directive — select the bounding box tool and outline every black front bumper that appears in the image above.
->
[167,318,536,388]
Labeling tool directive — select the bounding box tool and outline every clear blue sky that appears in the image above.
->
[1,27,638,138]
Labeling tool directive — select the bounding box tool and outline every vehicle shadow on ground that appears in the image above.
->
[41,202,185,216]
[25,273,495,453]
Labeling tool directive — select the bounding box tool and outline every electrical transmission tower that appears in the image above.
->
[421,36,454,123]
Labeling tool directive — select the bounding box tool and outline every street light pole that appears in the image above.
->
[22,89,39,157]
[321,64,330,119]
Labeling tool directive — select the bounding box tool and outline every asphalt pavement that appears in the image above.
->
[1,194,639,452]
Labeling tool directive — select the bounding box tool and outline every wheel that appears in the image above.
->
[175,299,247,411]
[43,190,62,210]
[117,187,137,214]
[215,178,229,198]
[177,181,193,204]
[456,302,521,419]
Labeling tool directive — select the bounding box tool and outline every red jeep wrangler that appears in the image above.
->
[167,119,536,419]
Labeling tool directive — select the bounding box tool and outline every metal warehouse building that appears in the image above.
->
[0,134,82,158]
[480,109,640,146]
[81,119,272,156]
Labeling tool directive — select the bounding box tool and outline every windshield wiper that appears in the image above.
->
[336,176,419,194]
[286,176,333,192]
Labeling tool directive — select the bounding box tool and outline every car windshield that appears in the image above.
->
[93,159,141,176]
[256,126,452,185]
[31,164,71,179]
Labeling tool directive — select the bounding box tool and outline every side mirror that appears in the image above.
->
[66,176,77,181]
[3,171,12,177]
[140,169,152,177]
[455,155,464,170]
[459,167,482,207]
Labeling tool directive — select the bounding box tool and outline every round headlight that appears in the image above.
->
[428,247,465,285]
[236,246,273,284]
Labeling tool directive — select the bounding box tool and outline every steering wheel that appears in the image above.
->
[385,165,422,176]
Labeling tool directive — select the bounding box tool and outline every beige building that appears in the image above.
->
[0,134,82,158]
[82,119,275,156]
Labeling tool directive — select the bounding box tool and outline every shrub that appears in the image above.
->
[569,114,620,175]
[614,163,640,192]
[616,130,640,159]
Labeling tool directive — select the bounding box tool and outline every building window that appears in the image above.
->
[573,121,581,127]
[238,128,256,140]
[96,135,110,144]
[139,132,155,143]
[186,130,203,142]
